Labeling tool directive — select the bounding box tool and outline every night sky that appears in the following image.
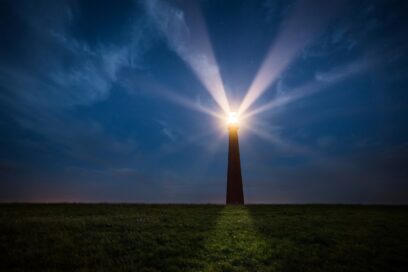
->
[1,0,407,203]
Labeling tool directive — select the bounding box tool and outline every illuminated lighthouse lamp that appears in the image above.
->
[227,112,239,126]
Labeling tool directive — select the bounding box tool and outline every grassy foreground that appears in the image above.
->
[0,205,407,272]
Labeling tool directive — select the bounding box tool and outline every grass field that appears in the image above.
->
[0,204,407,272]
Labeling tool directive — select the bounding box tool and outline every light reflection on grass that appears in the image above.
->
[202,206,268,271]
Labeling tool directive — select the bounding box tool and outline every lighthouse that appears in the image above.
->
[226,112,244,204]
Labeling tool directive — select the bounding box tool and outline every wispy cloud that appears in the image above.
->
[243,59,370,118]
[143,0,230,113]
[0,1,155,172]
[0,0,155,114]
[239,0,346,114]
[155,119,178,142]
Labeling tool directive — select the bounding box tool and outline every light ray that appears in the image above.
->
[243,60,370,119]
[125,74,225,120]
[179,2,230,113]
[239,0,344,115]
[244,122,316,157]
[203,207,266,266]
[158,88,225,121]
[145,0,230,113]
[151,126,223,162]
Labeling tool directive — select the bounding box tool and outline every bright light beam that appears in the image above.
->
[157,127,223,158]
[160,88,225,121]
[179,2,230,114]
[239,0,344,115]
[145,0,230,114]
[243,60,370,119]
[244,122,316,157]
[124,72,225,121]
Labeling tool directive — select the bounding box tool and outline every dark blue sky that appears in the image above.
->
[1,0,407,203]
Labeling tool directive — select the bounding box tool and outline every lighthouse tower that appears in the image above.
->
[226,112,244,204]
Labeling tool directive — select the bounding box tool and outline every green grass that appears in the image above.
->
[0,205,407,271]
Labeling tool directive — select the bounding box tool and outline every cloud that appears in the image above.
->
[275,78,288,97]
[13,110,139,167]
[239,0,347,114]
[263,0,292,23]
[0,1,158,176]
[0,0,156,114]
[154,119,180,143]
[162,128,177,142]
[1,0,407,203]
[314,59,370,83]
[244,58,371,119]
[144,0,190,55]
[143,0,230,112]
[302,0,407,62]
[0,1,158,143]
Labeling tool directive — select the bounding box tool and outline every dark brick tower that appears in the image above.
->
[226,124,244,204]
